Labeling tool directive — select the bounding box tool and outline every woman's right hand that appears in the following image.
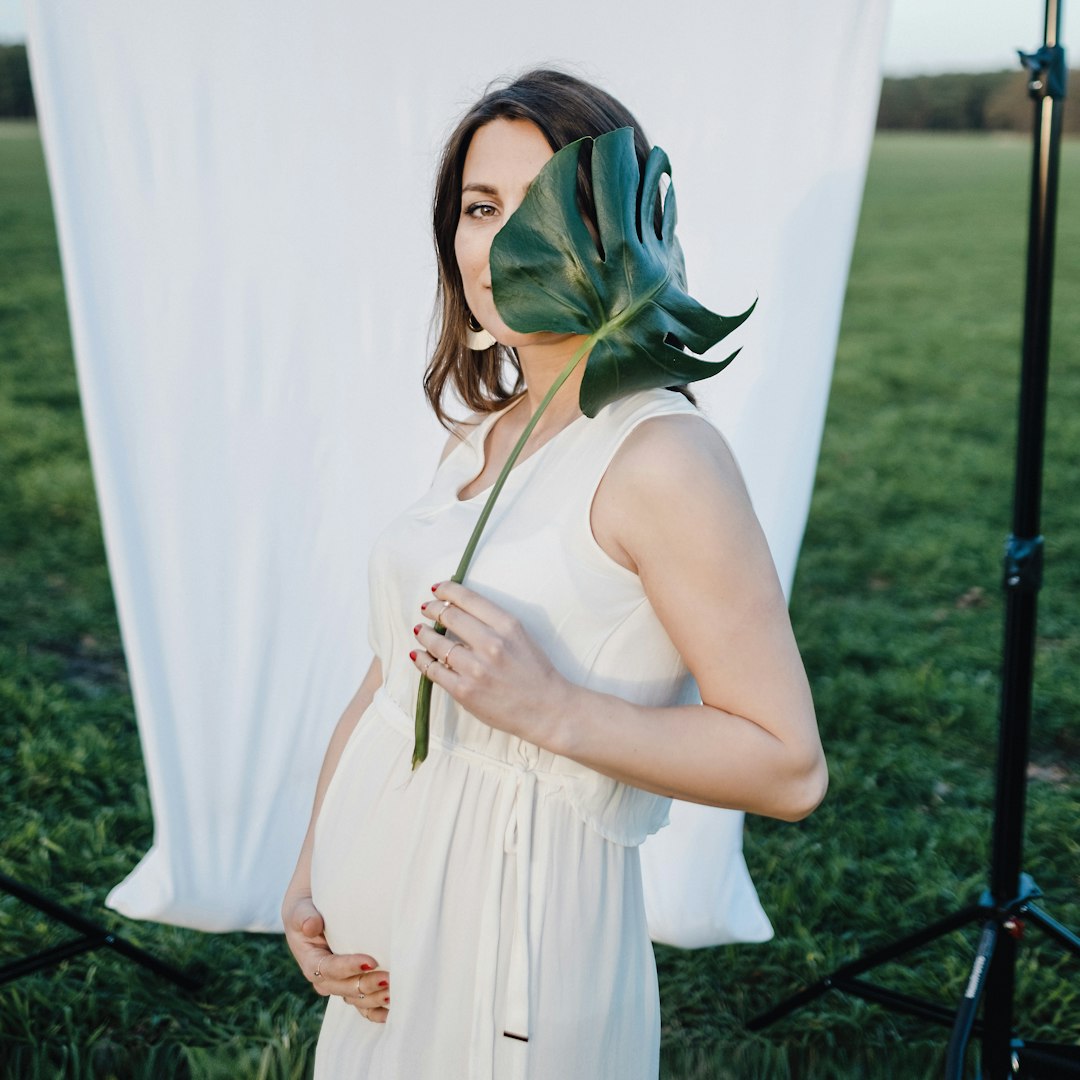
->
[283,892,391,1022]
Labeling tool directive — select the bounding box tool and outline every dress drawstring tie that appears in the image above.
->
[465,746,541,1080]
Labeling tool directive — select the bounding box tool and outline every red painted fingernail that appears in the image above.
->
[378,980,388,988]
[409,650,417,661]
[360,964,373,971]
[420,602,428,611]
[413,624,421,635]
[384,996,390,1004]
[431,583,440,592]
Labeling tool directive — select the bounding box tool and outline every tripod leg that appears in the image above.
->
[0,872,199,992]
[984,921,1020,1080]
[945,920,998,1080]
[747,902,984,1031]
[1025,904,1080,956]
[0,935,106,985]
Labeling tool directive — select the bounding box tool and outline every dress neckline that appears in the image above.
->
[455,399,589,504]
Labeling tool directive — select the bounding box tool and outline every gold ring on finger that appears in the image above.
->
[443,642,463,670]
[422,655,437,677]
[434,599,453,628]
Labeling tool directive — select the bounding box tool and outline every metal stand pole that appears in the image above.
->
[749,4,1080,1074]
[974,3,1069,1073]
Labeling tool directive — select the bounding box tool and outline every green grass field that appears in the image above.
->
[1,123,1078,1078]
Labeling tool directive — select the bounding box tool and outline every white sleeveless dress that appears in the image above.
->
[311,387,702,1080]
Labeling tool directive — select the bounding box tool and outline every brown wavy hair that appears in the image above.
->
[426,68,693,430]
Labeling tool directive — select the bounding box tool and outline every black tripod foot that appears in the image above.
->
[0,871,200,992]
[746,901,984,1032]
[749,878,1080,1079]
[1026,903,1080,956]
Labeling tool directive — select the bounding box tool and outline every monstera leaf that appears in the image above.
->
[413,127,752,768]
[491,126,753,416]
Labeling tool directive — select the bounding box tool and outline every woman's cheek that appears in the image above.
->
[457,232,488,283]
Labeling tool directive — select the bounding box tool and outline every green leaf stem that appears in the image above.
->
[410,335,592,768]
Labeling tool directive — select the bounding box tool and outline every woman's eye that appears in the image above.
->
[464,202,497,220]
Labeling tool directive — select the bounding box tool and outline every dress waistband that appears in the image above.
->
[374,686,555,778]
[374,686,670,844]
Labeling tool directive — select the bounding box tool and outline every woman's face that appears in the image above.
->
[454,118,554,348]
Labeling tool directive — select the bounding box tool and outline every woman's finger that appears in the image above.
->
[342,972,392,1012]
[412,627,476,675]
[286,896,324,936]
[322,966,389,1002]
[348,1002,389,1023]
[309,953,381,994]
[410,647,462,691]
[419,596,498,655]
[428,581,519,639]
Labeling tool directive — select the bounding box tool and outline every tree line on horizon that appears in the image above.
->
[0,44,1077,134]
[877,67,1080,134]
[0,45,33,118]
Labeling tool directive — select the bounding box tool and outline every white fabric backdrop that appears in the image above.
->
[25,0,888,941]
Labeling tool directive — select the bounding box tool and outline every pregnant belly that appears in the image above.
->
[310,704,413,959]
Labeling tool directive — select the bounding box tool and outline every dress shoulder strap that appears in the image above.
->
[576,388,704,491]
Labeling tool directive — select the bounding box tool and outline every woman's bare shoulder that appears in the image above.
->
[606,411,748,503]
[592,410,755,574]
[438,411,487,465]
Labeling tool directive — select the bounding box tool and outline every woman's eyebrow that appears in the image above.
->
[461,180,536,198]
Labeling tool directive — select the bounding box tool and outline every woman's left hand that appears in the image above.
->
[411,581,570,744]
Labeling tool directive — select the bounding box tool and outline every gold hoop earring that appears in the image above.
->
[465,311,497,351]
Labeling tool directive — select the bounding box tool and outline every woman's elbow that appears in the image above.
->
[775,750,829,822]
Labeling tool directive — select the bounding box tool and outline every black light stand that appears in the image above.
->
[0,872,198,991]
[748,3,1080,1075]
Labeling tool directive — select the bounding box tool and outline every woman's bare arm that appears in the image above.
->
[414,414,826,821]
[553,411,827,819]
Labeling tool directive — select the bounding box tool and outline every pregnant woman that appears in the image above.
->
[282,67,827,1080]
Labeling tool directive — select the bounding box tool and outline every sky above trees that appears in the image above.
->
[1,0,1078,75]
[884,0,1078,75]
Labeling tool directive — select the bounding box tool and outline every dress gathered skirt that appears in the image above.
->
[310,389,704,1080]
